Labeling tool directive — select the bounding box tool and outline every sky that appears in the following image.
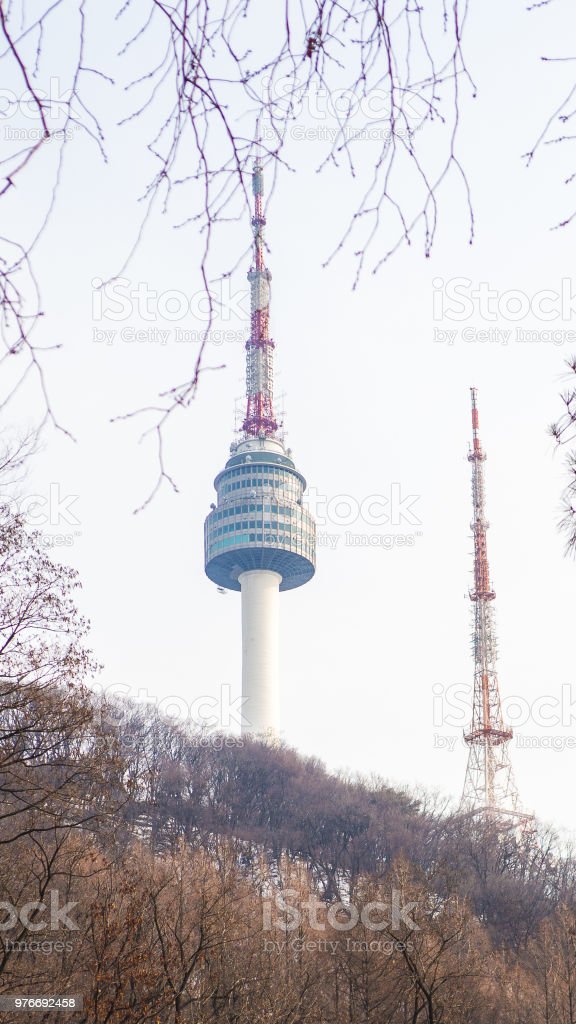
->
[3,0,576,835]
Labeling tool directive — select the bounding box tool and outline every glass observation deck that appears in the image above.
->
[204,443,316,592]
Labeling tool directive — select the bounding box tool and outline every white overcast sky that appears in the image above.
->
[3,1,576,834]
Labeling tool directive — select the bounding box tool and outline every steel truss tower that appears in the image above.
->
[204,150,316,738]
[459,389,529,824]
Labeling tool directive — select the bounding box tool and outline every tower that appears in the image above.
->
[459,389,527,823]
[204,152,316,737]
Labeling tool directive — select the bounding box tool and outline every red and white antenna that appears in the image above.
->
[460,389,529,824]
[242,131,277,438]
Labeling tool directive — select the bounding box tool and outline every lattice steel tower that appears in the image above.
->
[460,389,526,822]
[204,152,316,737]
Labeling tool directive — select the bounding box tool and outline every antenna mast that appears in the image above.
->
[242,135,277,438]
[460,389,528,824]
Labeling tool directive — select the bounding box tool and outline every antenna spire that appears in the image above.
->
[242,131,277,438]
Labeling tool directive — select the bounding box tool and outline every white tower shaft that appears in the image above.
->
[239,569,281,736]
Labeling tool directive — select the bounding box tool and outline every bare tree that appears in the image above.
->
[1,0,476,496]
[524,0,576,232]
[550,356,576,553]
